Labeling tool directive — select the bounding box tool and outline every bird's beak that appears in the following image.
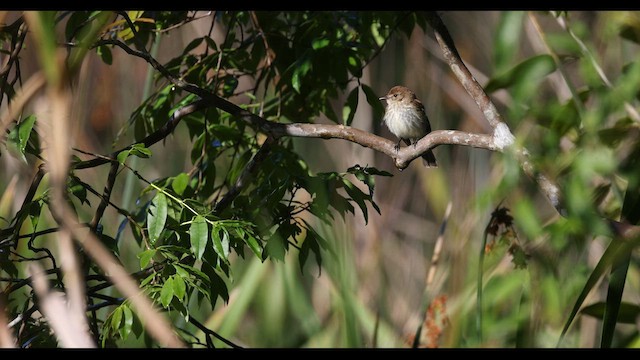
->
[378,96,386,101]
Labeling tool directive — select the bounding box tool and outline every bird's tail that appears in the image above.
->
[422,149,438,168]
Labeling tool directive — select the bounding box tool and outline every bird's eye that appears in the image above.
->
[393,94,398,98]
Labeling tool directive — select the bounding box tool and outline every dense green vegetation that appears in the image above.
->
[1,11,640,348]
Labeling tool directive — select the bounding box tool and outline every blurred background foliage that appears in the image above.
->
[1,10,640,348]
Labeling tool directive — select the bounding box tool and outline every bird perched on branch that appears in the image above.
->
[379,85,437,167]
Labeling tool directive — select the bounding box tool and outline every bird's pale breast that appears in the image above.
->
[383,102,426,139]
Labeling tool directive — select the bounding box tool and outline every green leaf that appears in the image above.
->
[598,118,634,147]
[160,277,174,308]
[485,55,556,93]
[131,308,143,338]
[68,176,89,205]
[65,11,90,40]
[211,272,229,304]
[312,37,330,50]
[138,249,156,269]
[292,69,301,93]
[173,264,190,279]
[130,143,152,158]
[342,87,359,126]
[347,53,362,78]
[581,301,640,324]
[214,228,230,262]
[299,231,322,274]
[68,12,112,70]
[118,143,153,164]
[96,45,112,65]
[116,149,131,165]
[111,307,123,334]
[7,115,36,162]
[171,173,190,196]
[189,215,208,261]
[175,263,210,283]
[173,275,186,300]
[618,13,640,45]
[558,239,633,346]
[147,192,168,244]
[493,11,524,74]
[342,178,369,224]
[265,235,286,262]
[370,21,385,47]
[243,233,262,259]
[361,84,385,122]
[290,58,311,94]
[601,253,631,348]
[120,305,133,340]
[183,36,204,54]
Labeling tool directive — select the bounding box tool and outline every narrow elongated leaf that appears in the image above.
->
[120,305,133,340]
[160,277,174,308]
[173,274,186,300]
[601,245,632,348]
[362,84,385,121]
[494,11,524,74]
[558,239,631,346]
[111,306,123,333]
[189,215,208,260]
[485,55,556,93]
[243,233,262,258]
[343,87,359,126]
[147,192,168,244]
[342,179,369,224]
[581,301,640,324]
[220,228,230,261]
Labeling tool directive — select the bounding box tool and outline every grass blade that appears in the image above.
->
[600,252,631,348]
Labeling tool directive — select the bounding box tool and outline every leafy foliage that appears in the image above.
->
[2,10,640,349]
[0,11,404,347]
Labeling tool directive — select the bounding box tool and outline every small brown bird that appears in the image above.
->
[379,85,437,167]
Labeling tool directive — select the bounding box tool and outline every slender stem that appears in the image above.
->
[117,31,162,227]
[476,227,487,345]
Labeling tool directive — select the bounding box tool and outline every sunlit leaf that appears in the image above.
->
[189,215,208,261]
[138,249,156,269]
[120,305,133,340]
[7,115,36,163]
[173,275,186,300]
[160,277,174,308]
[171,173,190,196]
[342,86,359,126]
[147,192,168,244]
[312,38,330,50]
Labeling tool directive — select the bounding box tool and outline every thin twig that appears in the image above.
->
[90,161,120,231]
[212,136,275,213]
[117,11,147,52]
[187,316,242,349]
